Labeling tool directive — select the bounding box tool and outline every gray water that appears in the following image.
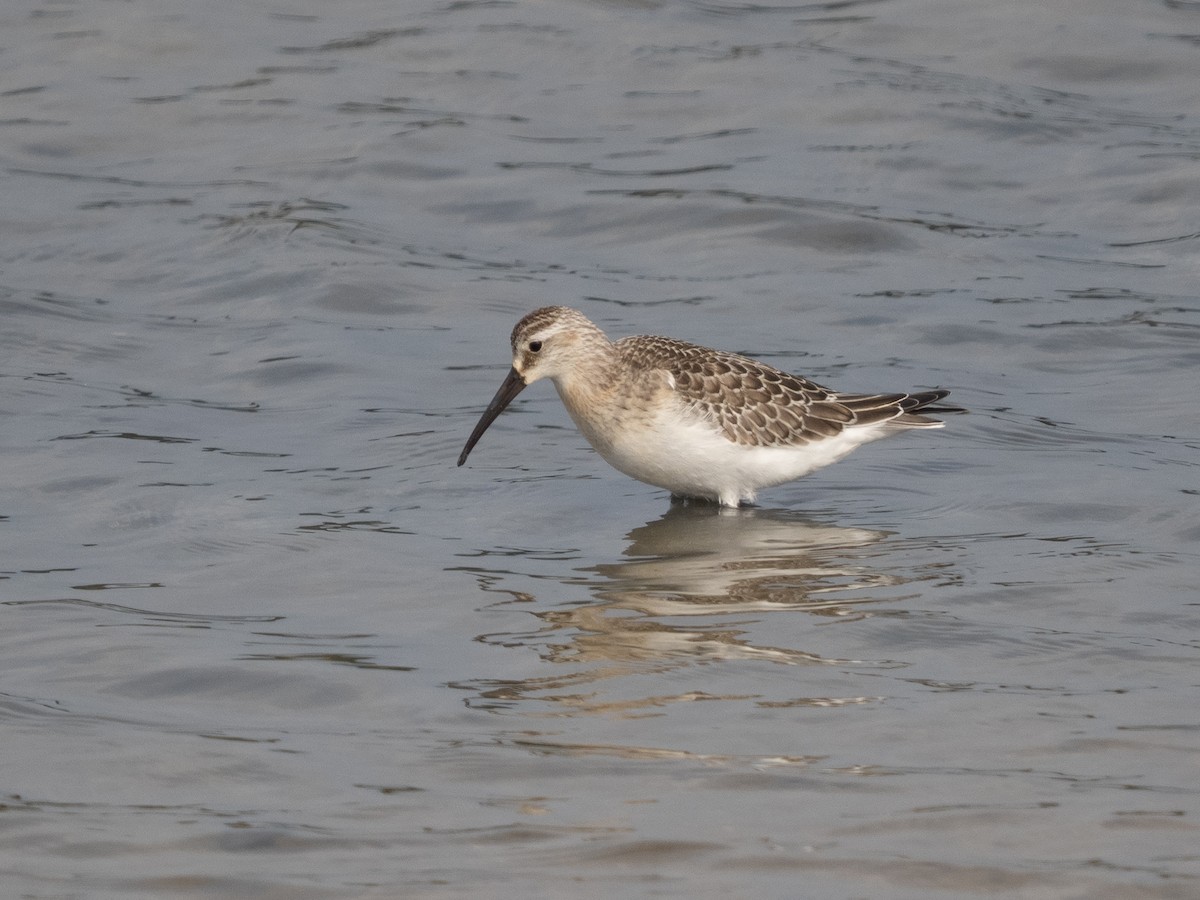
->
[3,1,1199,897]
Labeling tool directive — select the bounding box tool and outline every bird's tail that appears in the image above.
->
[839,389,964,428]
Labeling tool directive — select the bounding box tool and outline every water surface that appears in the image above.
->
[2,0,1199,897]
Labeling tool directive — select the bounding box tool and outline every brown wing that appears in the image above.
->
[618,335,856,447]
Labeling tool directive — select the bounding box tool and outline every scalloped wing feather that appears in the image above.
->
[617,335,948,448]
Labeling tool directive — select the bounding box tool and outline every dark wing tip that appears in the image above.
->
[909,389,966,415]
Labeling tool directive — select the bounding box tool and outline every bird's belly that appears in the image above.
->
[587,414,879,501]
[559,380,889,504]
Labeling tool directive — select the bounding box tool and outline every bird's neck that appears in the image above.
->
[551,343,625,445]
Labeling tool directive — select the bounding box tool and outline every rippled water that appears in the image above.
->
[3,0,1199,897]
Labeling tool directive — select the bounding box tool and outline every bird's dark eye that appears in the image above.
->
[528,340,543,353]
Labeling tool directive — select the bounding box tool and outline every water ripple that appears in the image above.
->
[3,598,283,626]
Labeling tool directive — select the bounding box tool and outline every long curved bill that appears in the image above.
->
[457,367,528,466]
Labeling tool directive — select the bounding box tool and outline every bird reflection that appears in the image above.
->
[590,501,896,617]
[457,503,921,716]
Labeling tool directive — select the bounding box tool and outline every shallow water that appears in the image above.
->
[3,0,1199,897]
